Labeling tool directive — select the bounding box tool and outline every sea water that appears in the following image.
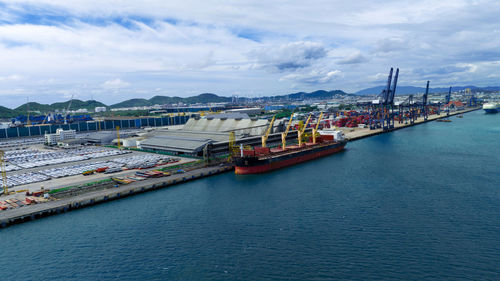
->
[1,110,499,280]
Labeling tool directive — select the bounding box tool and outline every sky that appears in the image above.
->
[0,0,499,107]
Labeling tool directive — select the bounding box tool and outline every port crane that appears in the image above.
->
[312,112,324,144]
[298,114,312,146]
[422,81,429,121]
[368,67,399,131]
[261,115,276,148]
[281,114,294,149]
[445,87,452,116]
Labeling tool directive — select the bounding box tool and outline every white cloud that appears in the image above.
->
[0,0,498,107]
[0,74,22,81]
[280,69,342,84]
[103,78,130,89]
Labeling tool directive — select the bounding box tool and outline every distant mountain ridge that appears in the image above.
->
[1,85,497,118]
[110,93,232,108]
[355,85,500,95]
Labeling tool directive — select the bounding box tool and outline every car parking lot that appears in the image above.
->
[4,147,131,169]
[1,144,187,189]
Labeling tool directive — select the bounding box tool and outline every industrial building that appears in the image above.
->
[45,129,76,145]
[139,113,283,156]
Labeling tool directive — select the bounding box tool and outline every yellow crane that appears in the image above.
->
[312,112,324,144]
[116,126,121,150]
[0,150,7,195]
[261,115,276,147]
[281,114,294,149]
[298,114,312,146]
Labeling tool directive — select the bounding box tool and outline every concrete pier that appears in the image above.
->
[344,108,479,141]
[0,165,233,228]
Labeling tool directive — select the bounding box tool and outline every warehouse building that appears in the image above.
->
[139,113,282,156]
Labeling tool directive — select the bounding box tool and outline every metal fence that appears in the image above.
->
[0,115,190,139]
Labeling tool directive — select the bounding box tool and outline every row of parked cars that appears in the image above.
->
[4,147,132,169]
[0,137,45,149]
[6,172,50,188]
[40,161,123,178]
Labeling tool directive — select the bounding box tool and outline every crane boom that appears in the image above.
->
[261,115,276,147]
[298,114,312,146]
[312,112,323,144]
[281,114,294,149]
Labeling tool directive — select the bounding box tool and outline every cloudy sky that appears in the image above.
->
[0,0,499,107]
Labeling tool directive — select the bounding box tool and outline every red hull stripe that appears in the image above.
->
[235,145,344,174]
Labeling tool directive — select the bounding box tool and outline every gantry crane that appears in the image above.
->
[298,114,312,146]
[312,112,324,144]
[261,115,276,147]
[281,114,294,149]
[0,150,7,195]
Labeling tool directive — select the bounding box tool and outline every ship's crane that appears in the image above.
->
[298,114,312,146]
[261,115,276,148]
[281,114,294,149]
[312,112,324,144]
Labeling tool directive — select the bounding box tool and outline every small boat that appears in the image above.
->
[457,115,463,118]
[436,119,452,122]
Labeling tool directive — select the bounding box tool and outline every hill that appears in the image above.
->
[0,105,15,118]
[14,100,107,114]
[109,93,232,108]
[286,90,349,100]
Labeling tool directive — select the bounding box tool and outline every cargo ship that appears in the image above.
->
[483,102,500,113]
[234,129,346,174]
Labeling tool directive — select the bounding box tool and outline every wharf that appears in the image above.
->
[0,165,233,228]
[0,107,480,229]
[343,108,479,141]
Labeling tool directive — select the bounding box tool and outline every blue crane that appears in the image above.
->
[422,81,429,121]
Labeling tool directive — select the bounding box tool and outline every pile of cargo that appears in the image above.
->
[0,196,48,211]
[112,170,172,185]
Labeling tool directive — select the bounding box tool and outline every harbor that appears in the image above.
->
[0,106,480,228]
[2,109,498,280]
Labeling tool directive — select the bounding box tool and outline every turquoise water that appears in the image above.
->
[1,110,499,280]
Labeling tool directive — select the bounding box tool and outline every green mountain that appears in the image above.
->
[0,105,15,118]
[50,99,107,112]
[14,100,107,115]
[15,102,53,113]
[110,98,151,108]
[109,93,232,108]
